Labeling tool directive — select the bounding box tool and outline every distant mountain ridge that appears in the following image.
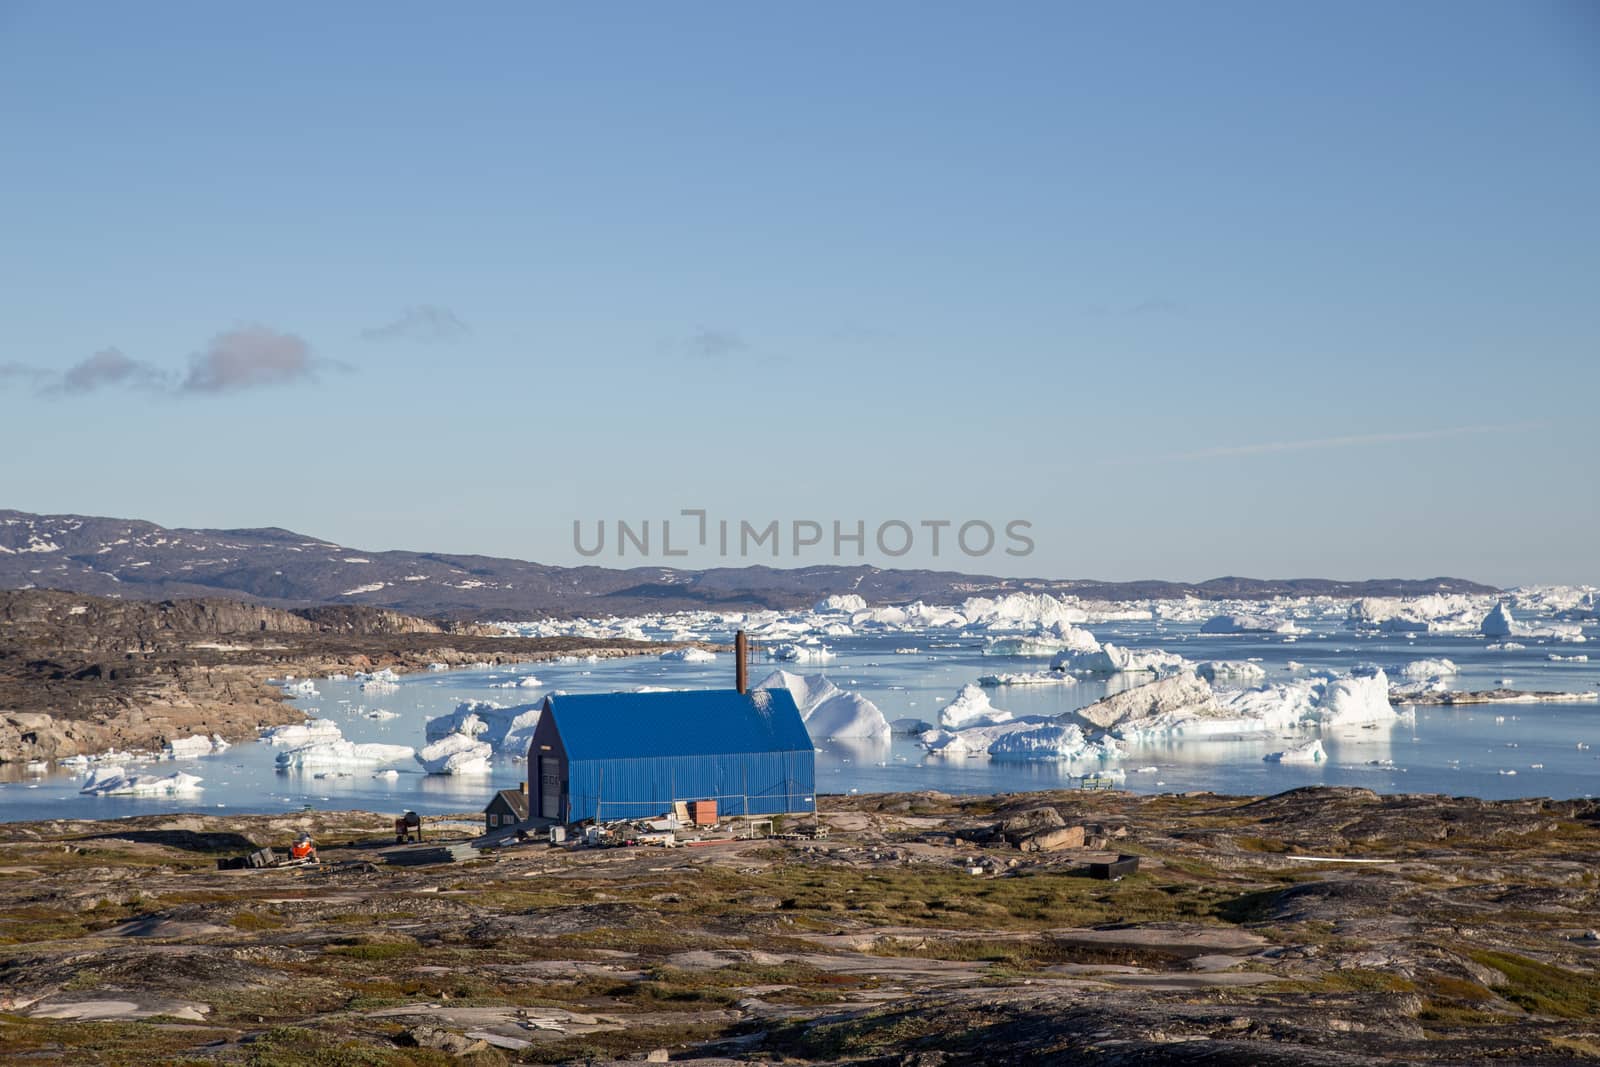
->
[0,509,1498,619]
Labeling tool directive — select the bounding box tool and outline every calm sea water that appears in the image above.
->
[2,620,1596,821]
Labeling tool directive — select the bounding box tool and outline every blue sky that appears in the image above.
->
[2,1,1596,585]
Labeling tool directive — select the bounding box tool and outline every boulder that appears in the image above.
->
[1018,826,1086,852]
[999,806,1065,842]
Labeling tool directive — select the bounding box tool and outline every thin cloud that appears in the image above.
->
[46,348,169,396]
[1127,297,1181,317]
[181,325,326,393]
[0,361,51,384]
[686,327,748,360]
[361,305,470,343]
[1113,422,1543,466]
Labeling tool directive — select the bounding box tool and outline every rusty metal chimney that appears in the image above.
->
[735,630,748,694]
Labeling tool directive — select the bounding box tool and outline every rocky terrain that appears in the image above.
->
[0,787,1596,1064]
[0,589,695,765]
[0,510,1497,619]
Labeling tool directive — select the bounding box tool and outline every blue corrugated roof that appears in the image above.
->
[547,688,811,760]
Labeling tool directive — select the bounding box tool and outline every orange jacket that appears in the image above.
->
[290,841,314,860]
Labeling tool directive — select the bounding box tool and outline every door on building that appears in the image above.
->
[539,756,561,820]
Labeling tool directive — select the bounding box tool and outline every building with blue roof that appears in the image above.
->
[525,686,816,824]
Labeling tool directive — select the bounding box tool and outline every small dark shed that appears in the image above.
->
[483,782,529,833]
[526,687,815,824]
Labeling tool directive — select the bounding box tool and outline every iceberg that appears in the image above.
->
[425,700,543,757]
[1052,642,1187,676]
[276,741,416,771]
[982,621,1102,658]
[80,766,203,796]
[1264,739,1325,763]
[815,593,867,613]
[976,671,1078,687]
[770,643,836,664]
[938,684,1014,729]
[260,719,344,747]
[161,734,229,760]
[659,647,716,663]
[1482,602,1517,637]
[890,716,935,735]
[987,722,1121,762]
[757,670,890,741]
[1075,672,1216,730]
[417,732,493,775]
[961,592,1087,631]
[1400,658,1458,679]
[490,675,544,689]
[280,679,319,697]
[1193,661,1267,683]
[1115,670,1400,740]
[1305,671,1395,726]
[1200,614,1302,635]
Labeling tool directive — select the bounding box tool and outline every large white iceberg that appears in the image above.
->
[276,740,416,771]
[80,766,203,796]
[939,684,1014,729]
[1052,641,1187,676]
[815,593,867,613]
[1399,658,1458,679]
[161,734,229,760]
[1114,670,1400,740]
[426,700,543,757]
[1075,672,1217,730]
[982,621,1101,658]
[416,732,493,775]
[757,670,890,741]
[1482,602,1517,637]
[260,719,344,747]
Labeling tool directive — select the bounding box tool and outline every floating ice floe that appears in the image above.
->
[1399,658,1458,679]
[276,740,416,771]
[770,643,835,664]
[982,621,1101,658]
[977,671,1079,687]
[280,679,319,697]
[815,593,867,613]
[1193,661,1267,683]
[362,708,400,720]
[426,662,450,672]
[660,647,717,663]
[490,675,544,689]
[1264,739,1326,763]
[160,734,230,760]
[890,716,936,735]
[260,719,345,747]
[1200,614,1303,635]
[758,670,890,741]
[417,732,493,775]
[80,766,203,796]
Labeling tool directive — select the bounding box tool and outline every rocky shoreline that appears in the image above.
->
[0,589,705,765]
[0,786,1596,1064]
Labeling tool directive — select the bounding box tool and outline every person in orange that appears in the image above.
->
[289,832,318,863]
